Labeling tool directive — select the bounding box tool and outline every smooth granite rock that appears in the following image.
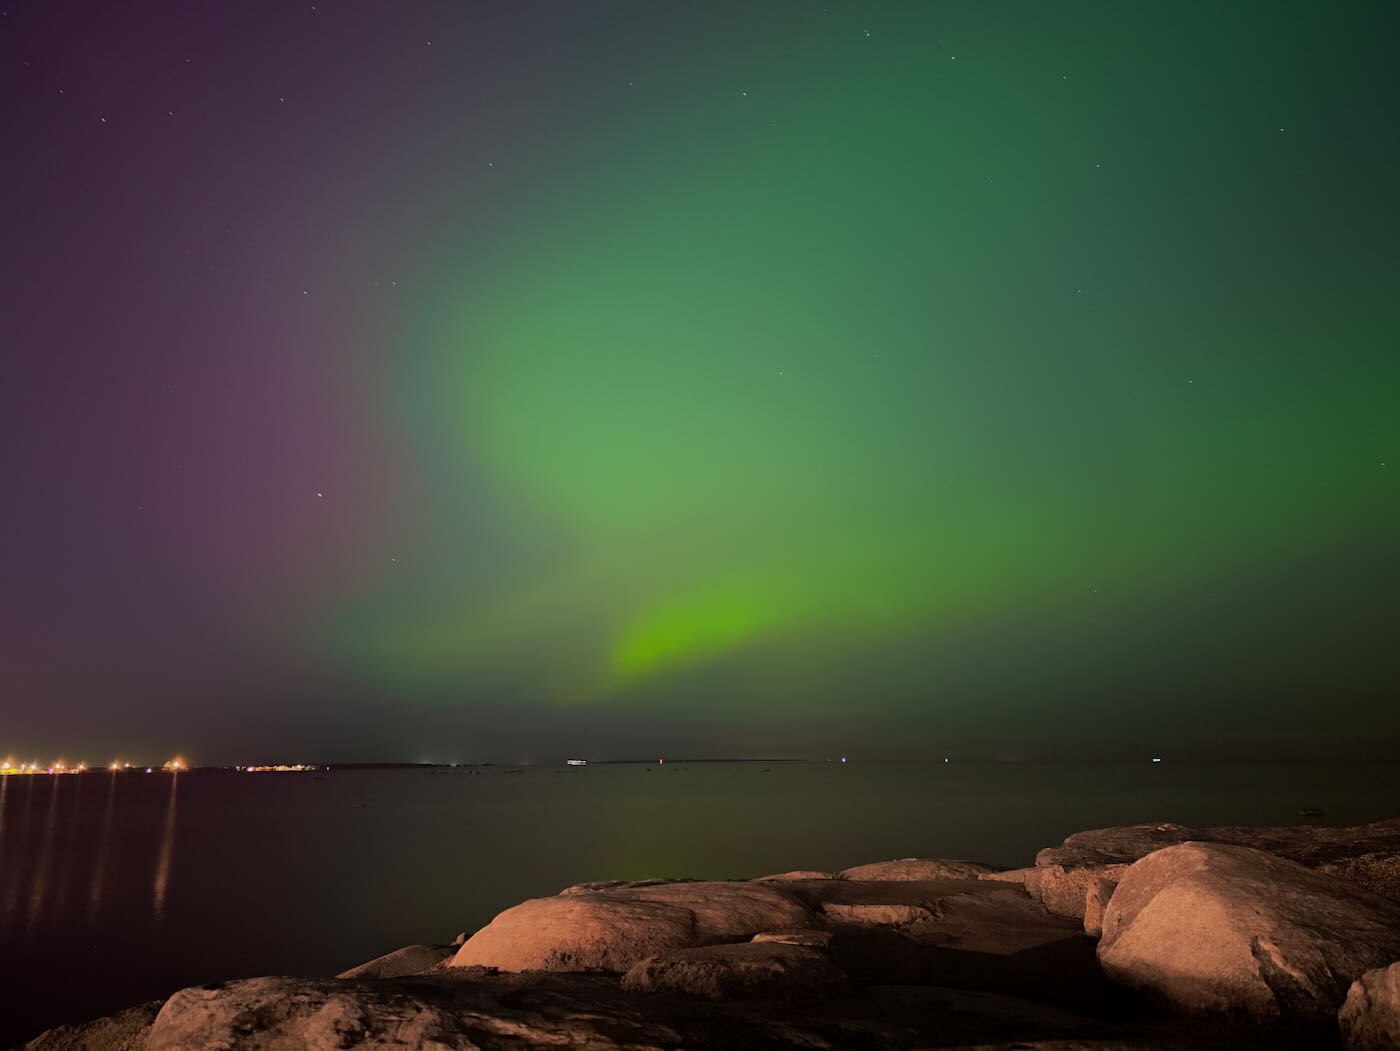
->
[337,943,456,979]
[839,857,996,881]
[451,894,697,972]
[617,880,811,941]
[1338,962,1400,1050]
[621,942,849,1000]
[757,869,835,881]
[452,880,810,973]
[1098,842,1400,1020]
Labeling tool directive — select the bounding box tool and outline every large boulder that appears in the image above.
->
[1039,818,1400,900]
[840,858,995,881]
[1339,962,1400,1050]
[1097,842,1400,1020]
[451,880,811,973]
[451,894,696,972]
[621,942,848,1000]
[336,943,455,979]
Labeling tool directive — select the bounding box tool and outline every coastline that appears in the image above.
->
[23,817,1400,1050]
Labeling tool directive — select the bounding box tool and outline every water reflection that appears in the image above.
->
[152,772,179,917]
[28,775,62,929]
[2,776,36,925]
[54,772,84,918]
[0,775,8,929]
[89,772,119,921]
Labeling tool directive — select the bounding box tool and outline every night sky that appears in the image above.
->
[3,2,1397,764]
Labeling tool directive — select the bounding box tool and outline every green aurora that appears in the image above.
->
[319,2,1397,754]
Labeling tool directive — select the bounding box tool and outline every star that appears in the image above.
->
[316,492,324,498]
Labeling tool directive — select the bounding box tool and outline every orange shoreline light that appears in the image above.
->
[0,757,184,774]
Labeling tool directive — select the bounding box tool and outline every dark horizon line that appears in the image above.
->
[16,755,1398,772]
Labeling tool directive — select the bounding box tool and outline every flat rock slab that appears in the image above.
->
[751,929,834,948]
[785,877,1083,956]
[145,975,685,1051]
[621,942,849,1000]
[757,869,834,881]
[1039,819,1400,895]
[1339,962,1400,1051]
[821,901,941,927]
[338,944,456,979]
[22,1002,161,1051]
[1098,842,1400,1020]
[840,857,997,881]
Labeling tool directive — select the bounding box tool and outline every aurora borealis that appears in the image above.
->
[3,2,1398,761]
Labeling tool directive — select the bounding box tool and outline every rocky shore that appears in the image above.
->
[25,818,1400,1050]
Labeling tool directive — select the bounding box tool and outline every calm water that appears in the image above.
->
[2,760,1397,1045]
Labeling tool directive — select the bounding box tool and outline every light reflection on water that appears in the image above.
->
[54,772,84,922]
[27,774,62,929]
[152,772,179,918]
[89,773,119,921]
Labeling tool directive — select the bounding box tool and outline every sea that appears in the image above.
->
[2,760,1397,1045]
